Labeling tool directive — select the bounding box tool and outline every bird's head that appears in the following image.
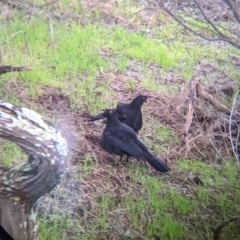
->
[141,95,151,102]
[101,108,117,119]
[131,95,151,107]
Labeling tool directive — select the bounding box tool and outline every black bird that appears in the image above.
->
[89,95,150,133]
[0,225,13,240]
[100,109,170,173]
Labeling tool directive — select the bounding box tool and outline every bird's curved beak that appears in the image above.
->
[145,95,152,101]
[101,108,111,112]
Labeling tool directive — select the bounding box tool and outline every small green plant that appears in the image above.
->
[170,190,196,215]
[160,214,184,239]
[38,212,79,240]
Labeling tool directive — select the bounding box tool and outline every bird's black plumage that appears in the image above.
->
[89,95,149,133]
[0,225,13,240]
[100,109,170,173]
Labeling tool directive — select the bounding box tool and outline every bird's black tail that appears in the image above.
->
[143,152,170,173]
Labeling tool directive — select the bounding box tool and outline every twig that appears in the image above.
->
[212,216,240,240]
[153,0,240,49]
[193,0,240,48]
[229,90,240,168]
[193,0,223,38]
[0,65,31,75]
[155,0,224,42]
[0,0,60,22]
[49,22,56,48]
[196,83,231,115]
[181,77,198,147]
[209,137,223,159]
[225,0,240,24]
[0,0,27,12]
[39,0,59,8]
[192,141,206,159]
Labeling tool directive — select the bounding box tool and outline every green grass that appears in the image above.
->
[39,212,81,240]
[37,157,239,240]
[0,141,28,167]
[0,1,240,240]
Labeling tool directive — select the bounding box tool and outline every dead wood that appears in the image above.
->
[196,82,231,115]
[0,101,68,240]
[151,0,240,50]
[203,80,236,96]
[0,65,31,75]
[181,77,198,150]
[212,216,240,240]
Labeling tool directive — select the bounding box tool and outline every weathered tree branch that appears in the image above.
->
[225,0,240,24]
[181,77,198,148]
[0,65,31,75]
[196,83,231,115]
[212,216,240,240]
[0,101,68,240]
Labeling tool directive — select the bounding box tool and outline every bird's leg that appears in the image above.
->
[119,154,124,162]
[138,159,143,165]
[125,155,130,162]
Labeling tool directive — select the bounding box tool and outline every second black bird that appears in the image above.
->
[89,95,149,133]
[100,109,170,173]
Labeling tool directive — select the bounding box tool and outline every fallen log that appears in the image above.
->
[0,100,68,240]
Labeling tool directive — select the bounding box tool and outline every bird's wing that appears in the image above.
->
[114,138,143,158]
[113,127,143,158]
[116,102,128,109]
[116,103,128,110]
[116,103,129,122]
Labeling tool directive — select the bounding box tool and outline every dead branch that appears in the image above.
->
[193,0,223,38]
[0,101,68,240]
[212,216,240,240]
[0,0,60,21]
[196,83,231,115]
[181,77,198,148]
[0,65,31,75]
[225,0,240,24]
[149,0,240,50]
[0,0,24,11]
[152,0,223,42]
[203,80,236,96]
[229,90,240,168]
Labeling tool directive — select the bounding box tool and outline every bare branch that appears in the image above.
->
[193,0,224,37]
[155,0,225,42]
[193,0,240,48]
[181,77,198,148]
[212,216,240,240]
[0,65,31,75]
[196,83,231,115]
[152,0,240,49]
[225,0,240,24]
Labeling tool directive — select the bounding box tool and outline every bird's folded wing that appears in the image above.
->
[113,137,143,158]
